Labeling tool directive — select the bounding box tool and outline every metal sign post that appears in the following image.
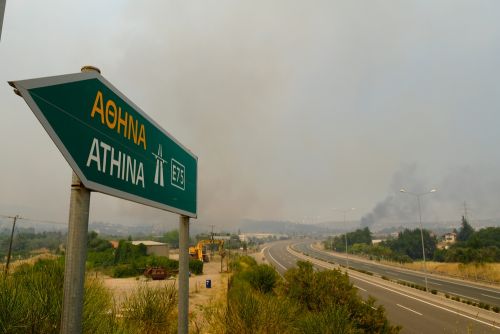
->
[9,66,198,333]
[178,215,190,334]
[0,0,6,41]
[60,172,91,334]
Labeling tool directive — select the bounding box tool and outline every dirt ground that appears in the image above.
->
[102,253,229,314]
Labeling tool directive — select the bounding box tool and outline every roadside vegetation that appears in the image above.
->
[0,258,178,334]
[0,228,64,260]
[324,217,500,265]
[197,255,401,333]
[323,217,500,283]
[86,231,203,277]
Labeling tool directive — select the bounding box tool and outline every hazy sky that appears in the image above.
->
[1,1,500,231]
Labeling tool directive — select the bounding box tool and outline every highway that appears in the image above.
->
[263,241,500,334]
[293,241,500,308]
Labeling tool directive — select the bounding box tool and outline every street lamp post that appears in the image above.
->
[399,188,436,292]
[334,208,355,270]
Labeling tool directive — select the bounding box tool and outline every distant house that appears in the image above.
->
[443,232,457,244]
[390,232,399,238]
[109,240,119,249]
[131,240,169,257]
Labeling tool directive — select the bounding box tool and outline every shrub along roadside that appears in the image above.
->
[0,258,117,334]
[0,258,179,333]
[200,255,401,333]
[121,283,177,334]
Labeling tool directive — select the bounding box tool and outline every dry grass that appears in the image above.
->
[6,253,59,271]
[399,261,500,284]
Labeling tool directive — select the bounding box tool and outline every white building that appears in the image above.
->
[132,240,169,257]
[443,232,457,243]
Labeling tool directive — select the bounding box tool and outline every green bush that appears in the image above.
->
[283,261,400,333]
[82,278,119,334]
[242,264,279,294]
[0,258,117,334]
[295,304,354,334]
[121,284,177,334]
[201,257,400,333]
[87,248,115,268]
[189,259,204,275]
[226,281,299,334]
[149,256,179,271]
[113,264,142,278]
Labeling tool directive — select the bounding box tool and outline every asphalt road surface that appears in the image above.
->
[293,241,500,308]
[263,240,500,334]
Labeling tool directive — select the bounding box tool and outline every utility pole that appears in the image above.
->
[4,214,19,275]
[227,237,231,273]
[210,224,215,259]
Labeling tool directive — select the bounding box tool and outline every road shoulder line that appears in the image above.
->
[287,245,500,330]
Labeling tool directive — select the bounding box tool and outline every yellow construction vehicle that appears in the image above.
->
[189,239,225,262]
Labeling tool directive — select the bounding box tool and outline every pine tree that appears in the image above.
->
[457,216,474,242]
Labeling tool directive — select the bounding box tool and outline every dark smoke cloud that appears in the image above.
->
[360,163,423,228]
[360,163,500,229]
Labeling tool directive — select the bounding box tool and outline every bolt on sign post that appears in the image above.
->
[8,67,197,334]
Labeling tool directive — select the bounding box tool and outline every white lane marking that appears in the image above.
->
[454,293,479,301]
[287,247,500,330]
[481,293,500,300]
[304,243,500,295]
[354,285,367,292]
[397,304,423,316]
[266,247,288,271]
[260,246,269,254]
[429,281,442,286]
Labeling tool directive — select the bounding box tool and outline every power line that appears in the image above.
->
[0,212,66,226]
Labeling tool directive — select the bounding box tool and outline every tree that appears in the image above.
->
[87,231,112,252]
[383,228,436,260]
[113,240,147,264]
[162,229,179,248]
[457,216,474,242]
[466,227,500,249]
[347,227,372,246]
[324,227,373,253]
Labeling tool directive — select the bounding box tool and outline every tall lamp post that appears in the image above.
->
[399,188,436,292]
[334,208,356,270]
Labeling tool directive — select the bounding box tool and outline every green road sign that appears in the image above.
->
[9,72,197,217]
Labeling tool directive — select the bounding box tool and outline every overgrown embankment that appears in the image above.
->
[0,258,178,334]
[198,255,401,333]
